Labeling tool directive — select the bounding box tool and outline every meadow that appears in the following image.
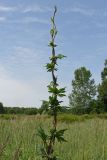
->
[0,114,107,160]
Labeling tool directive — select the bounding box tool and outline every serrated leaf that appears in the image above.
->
[55,129,67,143]
[57,54,66,59]
[58,94,66,97]
[49,96,60,106]
[58,87,66,93]
[48,86,57,94]
[37,127,48,142]
[48,86,66,97]
[45,63,57,72]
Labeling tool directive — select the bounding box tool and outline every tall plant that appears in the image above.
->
[38,6,66,160]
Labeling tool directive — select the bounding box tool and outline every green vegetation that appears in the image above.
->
[69,67,96,114]
[38,7,66,160]
[68,60,107,114]
[98,59,107,112]
[4,107,38,115]
[1,6,107,160]
[0,102,5,114]
[1,115,107,160]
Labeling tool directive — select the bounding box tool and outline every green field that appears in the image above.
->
[0,114,107,160]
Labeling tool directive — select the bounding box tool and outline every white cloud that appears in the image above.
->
[0,45,50,107]
[24,17,48,24]
[0,65,48,107]
[64,6,95,16]
[0,4,50,24]
[0,3,52,13]
[12,17,49,24]
[0,63,69,107]
[23,5,44,13]
[7,16,49,24]
[0,4,51,13]
[8,46,45,67]
[22,5,51,13]
[0,5,16,12]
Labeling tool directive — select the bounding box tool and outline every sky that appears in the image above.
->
[0,0,107,107]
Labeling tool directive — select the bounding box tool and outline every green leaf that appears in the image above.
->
[49,81,58,87]
[48,86,58,94]
[57,54,66,59]
[45,63,57,72]
[50,128,56,137]
[58,88,66,93]
[58,88,66,97]
[50,29,54,36]
[49,96,60,106]
[49,56,57,61]
[48,86,66,97]
[38,127,48,142]
[55,129,67,143]
[49,54,66,61]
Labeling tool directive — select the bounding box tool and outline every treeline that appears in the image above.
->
[0,101,68,115]
[4,107,38,115]
[0,103,39,115]
[0,59,107,115]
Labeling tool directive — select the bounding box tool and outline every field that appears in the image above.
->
[1,114,107,160]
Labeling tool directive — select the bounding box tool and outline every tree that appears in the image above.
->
[38,7,67,160]
[98,59,107,112]
[0,102,5,114]
[69,67,96,114]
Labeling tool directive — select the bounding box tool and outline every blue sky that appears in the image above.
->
[0,0,107,107]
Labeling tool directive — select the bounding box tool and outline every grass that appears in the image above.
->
[58,113,94,123]
[0,114,107,159]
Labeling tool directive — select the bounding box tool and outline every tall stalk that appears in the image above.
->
[38,6,66,160]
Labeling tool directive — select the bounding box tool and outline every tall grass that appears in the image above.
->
[0,115,107,159]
